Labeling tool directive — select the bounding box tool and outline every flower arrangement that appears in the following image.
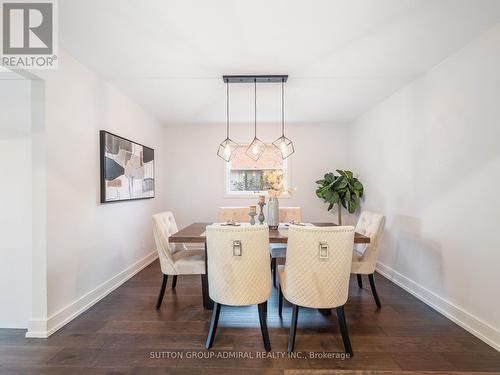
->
[264,169,283,189]
[264,169,295,198]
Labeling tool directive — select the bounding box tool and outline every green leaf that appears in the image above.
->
[337,188,347,200]
[341,199,348,209]
[329,191,340,204]
[336,169,346,177]
[327,203,333,211]
[347,199,356,214]
[334,177,348,189]
[324,189,334,201]
[319,185,331,195]
[353,181,363,191]
[345,189,351,201]
[315,179,325,185]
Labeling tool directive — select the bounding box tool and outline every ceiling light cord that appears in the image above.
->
[281,78,285,137]
[226,81,230,138]
[254,78,257,137]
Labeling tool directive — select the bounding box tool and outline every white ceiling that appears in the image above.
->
[59,0,500,124]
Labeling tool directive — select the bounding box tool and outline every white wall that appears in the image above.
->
[26,49,167,335]
[0,78,33,328]
[163,122,351,227]
[350,24,500,349]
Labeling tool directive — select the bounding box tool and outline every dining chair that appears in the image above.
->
[152,211,205,309]
[205,224,272,351]
[270,207,302,287]
[351,211,385,308]
[278,225,355,355]
[217,207,249,223]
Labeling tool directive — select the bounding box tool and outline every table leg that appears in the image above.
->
[202,241,214,310]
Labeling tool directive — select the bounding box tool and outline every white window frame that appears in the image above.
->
[224,146,291,199]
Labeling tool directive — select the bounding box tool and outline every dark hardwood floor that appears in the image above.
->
[1,260,499,374]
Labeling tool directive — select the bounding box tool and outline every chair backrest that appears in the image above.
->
[152,211,180,275]
[206,224,271,306]
[283,225,355,309]
[354,211,385,273]
[217,207,249,223]
[279,207,302,223]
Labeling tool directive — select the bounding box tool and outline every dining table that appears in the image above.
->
[169,222,371,310]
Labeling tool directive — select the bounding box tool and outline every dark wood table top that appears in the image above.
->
[170,222,371,244]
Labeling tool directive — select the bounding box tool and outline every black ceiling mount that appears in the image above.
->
[223,75,288,83]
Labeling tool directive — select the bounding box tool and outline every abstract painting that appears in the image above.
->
[100,131,155,203]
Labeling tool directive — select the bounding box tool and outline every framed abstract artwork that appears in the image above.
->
[100,131,155,203]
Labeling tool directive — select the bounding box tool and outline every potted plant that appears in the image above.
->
[315,170,364,225]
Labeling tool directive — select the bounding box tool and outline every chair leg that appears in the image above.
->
[368,273,382,308]
[205,302,221,349]
[156,275,168,310]
[262,300,267,318]
[278,285,284,318]
[288,304,299,352]
[357,274,363,288]
[258,302,271,352]
[271,258,277,288]
[336,305,353,356]
[171,275,177,289]
[201,274,213,310]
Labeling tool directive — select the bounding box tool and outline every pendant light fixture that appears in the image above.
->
[217,81,238,162]
[219,75,292,162]
[245,78,266,161]
[272,77,294,159]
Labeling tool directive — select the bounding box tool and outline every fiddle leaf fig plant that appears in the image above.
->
[315,170,364,224]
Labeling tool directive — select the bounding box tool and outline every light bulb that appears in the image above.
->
[224,144,231,157]
[280,141,287,153]
[252,145,259,154]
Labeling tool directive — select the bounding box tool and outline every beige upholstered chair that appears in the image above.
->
[152,211,205,309]
[217,207,249,223]
[278,225,355,355]
[279,207,302,223]
[205,224,272,351]
[351,211,385,308]
[270,207,302,287]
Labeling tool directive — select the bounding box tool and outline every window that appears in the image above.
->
[225,145,290,197]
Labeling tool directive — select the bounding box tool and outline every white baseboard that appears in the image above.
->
[376,261,500,352]
[26,251,158,338]
[25,319,48,338]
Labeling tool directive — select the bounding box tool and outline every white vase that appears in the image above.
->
[267,197,280,230]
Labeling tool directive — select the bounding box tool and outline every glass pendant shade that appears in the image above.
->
[246,137,266,161]
[273,78,294,159]
[245,79,266,161]
[273,135,294,159]
[217,137,238,162]
[217,81,238,162]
